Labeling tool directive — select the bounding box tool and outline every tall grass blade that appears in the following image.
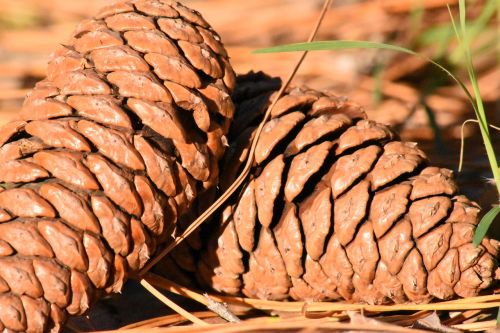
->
[451,0,500,320]
[473,206,500,246]
[449,1,500,245]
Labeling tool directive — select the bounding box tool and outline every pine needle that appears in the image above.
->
[121,312,219,330]
[144,272,500,313]
[452,319,497,331]
[140,279,210,327]
[108,317,459,333]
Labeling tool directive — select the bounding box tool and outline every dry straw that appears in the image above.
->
[144,273,500,313]
[122,273,500,332]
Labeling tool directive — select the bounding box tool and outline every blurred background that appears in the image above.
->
[0,0,497,198]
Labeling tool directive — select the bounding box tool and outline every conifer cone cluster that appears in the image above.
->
[0,0,235,331]
[191,72,499,304]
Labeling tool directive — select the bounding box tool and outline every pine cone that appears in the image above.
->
[0,1,234,331]
[190,72,499,304]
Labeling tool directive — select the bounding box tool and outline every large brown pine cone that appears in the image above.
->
[175,72,499,305]
[0,1,235,332]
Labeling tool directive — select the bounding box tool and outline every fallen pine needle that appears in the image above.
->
[107,318,435,333]
[140,279,209,327]
[144,273,500,313]
[443,309,482,325]
[120,312,219,330]
[452,319,497,331]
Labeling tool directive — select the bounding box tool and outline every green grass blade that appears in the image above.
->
[448,2,488,130]
[450,1,500,199]
[473,206,500,246]
[255,40,477,111]
[255,40,415,54]
[459,0,467,45]
[452,0,500,250]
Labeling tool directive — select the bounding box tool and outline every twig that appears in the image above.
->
[137,0,333,276]
[204,293,241,323]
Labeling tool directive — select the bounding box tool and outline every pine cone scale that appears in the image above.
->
[91,46,151,73]
[274,203,303,278]
[370,183,411,238]
[38,182,101,234]
[0,160,49,183]
[66,95,133,129]
[330,145,382,199]
[133,0,179,18]
[299,187,331,261]
[145,53,202,88]
[33,151,100,190]
[123,30,178,55]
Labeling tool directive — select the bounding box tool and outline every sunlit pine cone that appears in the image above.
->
[0,0,235,331]
[180,72,499,304]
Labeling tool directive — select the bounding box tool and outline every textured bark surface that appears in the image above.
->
[0,1,235,332]
[173,72,499,305]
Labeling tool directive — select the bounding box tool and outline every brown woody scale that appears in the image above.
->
[0,0,235,331]
[169,72,499,305]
